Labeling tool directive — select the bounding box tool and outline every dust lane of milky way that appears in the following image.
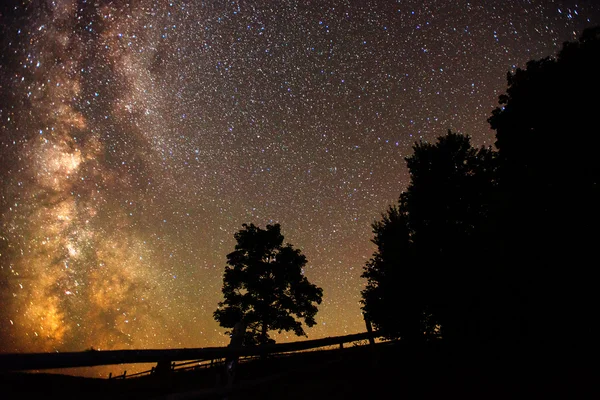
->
[1,0,598,357]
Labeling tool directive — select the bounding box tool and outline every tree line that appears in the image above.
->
[362,27,600,351]
[213,27,600,351]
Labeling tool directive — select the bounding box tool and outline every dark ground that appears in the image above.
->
[1,341,598,399]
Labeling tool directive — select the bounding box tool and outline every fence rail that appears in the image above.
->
[0,331,379,373]
[109,357,230,380]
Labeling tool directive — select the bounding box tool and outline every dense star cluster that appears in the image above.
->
[1,0,598,358]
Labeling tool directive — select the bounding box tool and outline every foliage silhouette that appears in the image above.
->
[488,26,600,345]
[361,204,421,341]
[363,27,600,352]
[404,133,499,343]
[362,132,498,343]
[214,223,323,346]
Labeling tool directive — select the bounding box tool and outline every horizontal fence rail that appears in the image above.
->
[109,358,229,380]
[0,331,379,373]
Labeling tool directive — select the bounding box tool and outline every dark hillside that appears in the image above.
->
[2,342,597,399]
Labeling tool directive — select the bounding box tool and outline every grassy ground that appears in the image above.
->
[1,341,598,399]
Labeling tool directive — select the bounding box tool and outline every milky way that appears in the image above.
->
[1,0,599,361]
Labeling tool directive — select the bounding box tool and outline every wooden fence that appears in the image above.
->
[108,357,229,380]
[0,331,380,375]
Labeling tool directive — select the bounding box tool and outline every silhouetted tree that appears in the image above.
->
[403,132,499,343]
[361,205,424,341]
[488,26,600,346]
[362,132,498,343]
[363,27,600,354]
[490,26,600,185]
[214,223,323,345]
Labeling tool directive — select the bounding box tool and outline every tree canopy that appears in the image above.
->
[214,223,323,346]
[362,27,600,351]
[487,26,600,344]
[361,132,498,342]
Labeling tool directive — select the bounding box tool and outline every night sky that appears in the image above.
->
[1,0,599,357]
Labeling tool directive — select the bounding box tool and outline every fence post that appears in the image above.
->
[108,372,112,379]
[122,370,127,379]
[364,315,376,346]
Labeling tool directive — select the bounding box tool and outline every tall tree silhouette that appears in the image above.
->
[363,27,600,353]
[214,223,323,345]
[361,205,423,341]
[488,26,600,345]
[362,132,498,343]
[404,133,499,343]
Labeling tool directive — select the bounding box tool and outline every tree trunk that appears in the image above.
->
[259,322,269,359]
[225,321,246,390]
[260,322,269,345]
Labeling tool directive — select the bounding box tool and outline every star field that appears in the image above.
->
[1,0,599,364]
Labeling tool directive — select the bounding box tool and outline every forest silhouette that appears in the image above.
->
[361,26,600,355]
